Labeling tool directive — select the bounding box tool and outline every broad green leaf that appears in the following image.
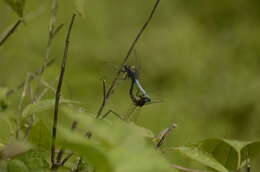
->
[240,141,260,167]
[7,159,29,172]
[75,0,86,17]
[59,127,113,172]
[174,139,260,172]
[200,139,238,170]
[62,107,176,172]
[28,120,51,150]
[4,0,26,17]
[22,99,82,120]
[7,150,49,172]
[128,122,155,138]
[174,145,229,172]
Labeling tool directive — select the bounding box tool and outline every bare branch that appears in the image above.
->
[51,14,76,167]
[96,0,161,118]
[0,19,22,47]
[40,0,59,77]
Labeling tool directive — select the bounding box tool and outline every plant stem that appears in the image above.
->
[0,19,21,47]
[51,13,76,168]
[96,0,161,118]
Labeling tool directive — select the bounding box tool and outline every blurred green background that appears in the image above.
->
[1,0,260,170]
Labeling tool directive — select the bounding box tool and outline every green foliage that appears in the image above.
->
[173,138,260,172]
[28,120,51,150]
[7,159,29,172]
[60,107,175,172]
[1,0,260,171]
[7,149,49,172]
[3,0,25,17]
[22,99,82,120]
[0,117,12,144]
[0,87,8,112]
[0,142,31,160]
[75,0,86,17]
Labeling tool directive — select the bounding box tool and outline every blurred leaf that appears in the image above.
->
[7,159,29,172]
[0,87,8,112]
[28,120,51,150]
[0,118,12,144]
[22,99,82,120]
[4,0,26,17]
[7,149,49,172]
[128,122,155,138]
[0,142,31,160]
[59,127,113,172]
[173,145,229,172]
[62,107,175,172]
[75,0,86,17]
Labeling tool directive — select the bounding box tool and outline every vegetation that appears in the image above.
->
[1,0,260,171]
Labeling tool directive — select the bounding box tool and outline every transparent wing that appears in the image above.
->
[133,49,142,80]
[124,104,137,121]
[131,106,142,123]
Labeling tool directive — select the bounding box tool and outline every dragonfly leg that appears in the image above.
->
[101,109,124,120]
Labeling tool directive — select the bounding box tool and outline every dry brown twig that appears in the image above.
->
[96,0,161,118]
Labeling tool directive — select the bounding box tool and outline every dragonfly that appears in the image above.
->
[101,52,158,121]
[121,62,153,121]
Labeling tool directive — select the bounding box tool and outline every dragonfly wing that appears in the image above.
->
[133,49,142,80]
[124,104,137,121]
[132,106,142,123]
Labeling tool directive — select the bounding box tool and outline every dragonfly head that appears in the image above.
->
[122,65,137,81]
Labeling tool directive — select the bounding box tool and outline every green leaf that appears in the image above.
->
[0,118,12,144]
[200,139,238,170]
[7,150,49,172]
[174,145,229,172]
[28,121,51,150]
[173,138,260,172]
[0,142,31,160]
[0,87,8,112]
[62,107,175,172]
[75,0,86,17]
[128,122,155,138]
[22,99,82,120]
[59,127,113,172]
[240,141,260,167]
[7,159,29,172]
[4,0,26,17]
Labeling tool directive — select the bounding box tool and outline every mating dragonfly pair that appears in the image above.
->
[101,60,155,121]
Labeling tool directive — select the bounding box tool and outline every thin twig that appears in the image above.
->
[101,109,124,120]
[72,158,82,172]
[96,0,161,118]
[0,19,22,46]
[6,59,55,97]
[40,0,59,77]
[51,14,76,169]
[60,152,73,166]
[171,164,210,172]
